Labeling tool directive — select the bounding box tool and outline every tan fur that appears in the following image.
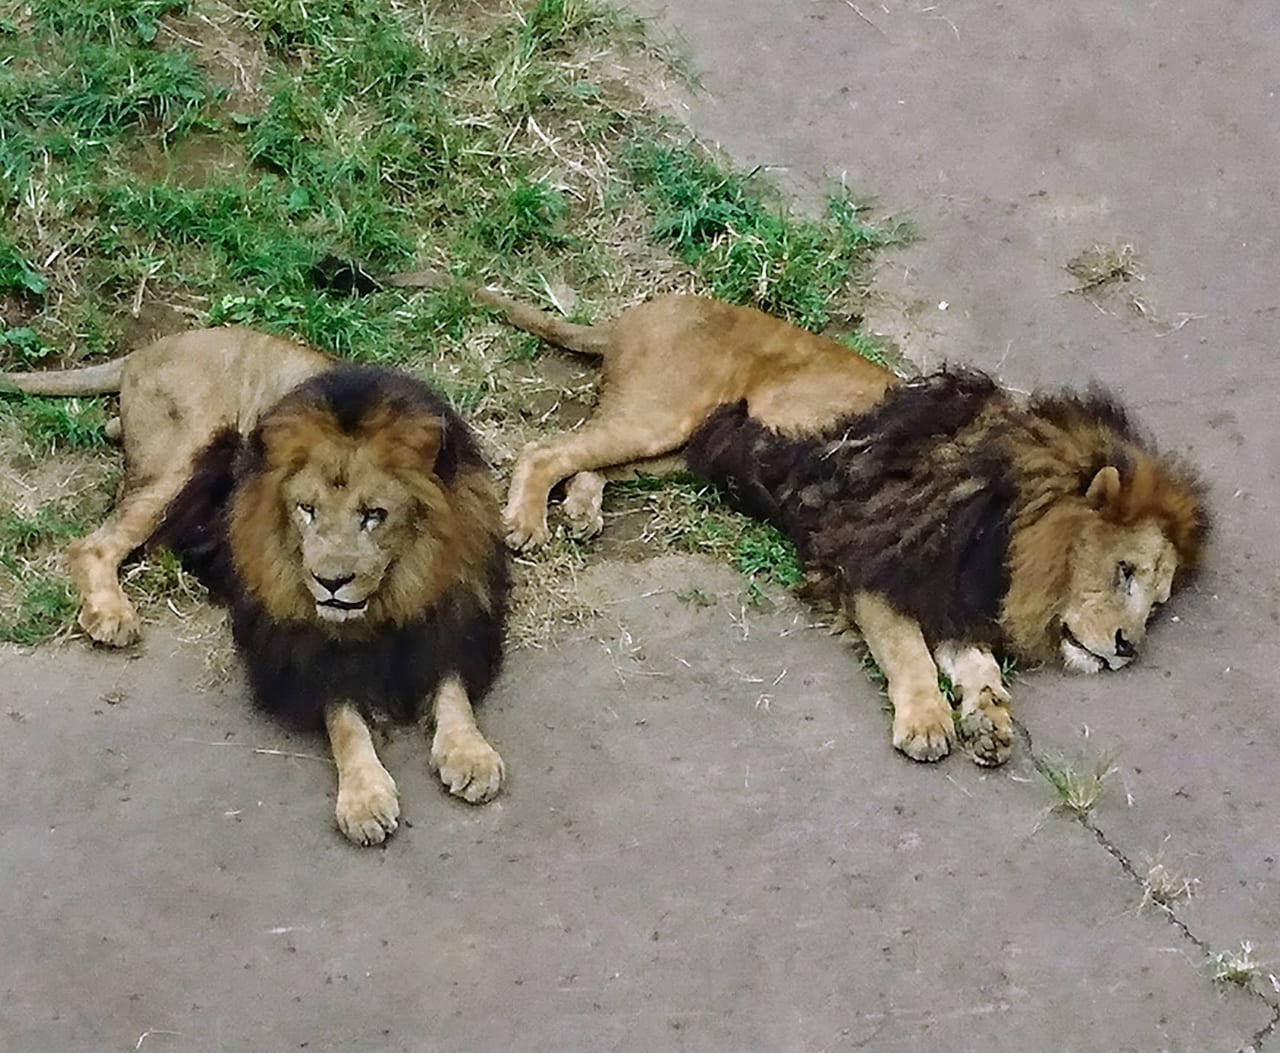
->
[2,328,506,844]
[228,398,501,633]
[385,272,897,549]
[403,274,1204,766]
[0,327,334,645]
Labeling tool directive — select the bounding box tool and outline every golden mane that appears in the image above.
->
[229,394,502,633]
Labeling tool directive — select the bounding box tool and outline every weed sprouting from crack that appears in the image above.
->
[1036,749,1118,816]
[1137,839,1200,914]
[1066,241,1143,296]
[1139,859,1199,912]
[1208,942,1280,995]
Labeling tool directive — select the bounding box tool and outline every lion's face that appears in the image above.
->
[281,460,416,624]
[1058,517,1177,673]
[228,373,505,633]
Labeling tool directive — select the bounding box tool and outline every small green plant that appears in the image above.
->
[1207,942,1275,992]
[0,574,78,645]
[1038,750,1117,816]
[472,179,571,254]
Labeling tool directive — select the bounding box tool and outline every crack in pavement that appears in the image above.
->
[1014,722,1280,1052]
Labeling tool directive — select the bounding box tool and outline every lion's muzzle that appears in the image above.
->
[309,572,370,621]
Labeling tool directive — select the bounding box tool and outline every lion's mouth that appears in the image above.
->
[1060,625,1112,673]
[316,598,369,622]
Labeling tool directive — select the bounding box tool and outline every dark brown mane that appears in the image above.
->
[687,368,1208,661]
[153,365,508,730]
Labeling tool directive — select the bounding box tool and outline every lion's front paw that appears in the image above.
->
[959,691,1014,767]
[335,764,400,846]
[431,727,505,803]
[79,592,142,647]
[502,508,551,552]
[892,700,955,762]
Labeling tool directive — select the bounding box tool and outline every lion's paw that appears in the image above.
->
[502,509,551,552]
[431,728,505,804]
[892,704,955,763]
[959,693,1014,767]
[335,764,400,846]
[562,473,605,540]
[79,593,142,648]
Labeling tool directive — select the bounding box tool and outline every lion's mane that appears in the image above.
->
[153,365,508,729]
[686,368,1208,662]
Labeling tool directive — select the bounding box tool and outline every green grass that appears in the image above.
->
[1037,750,1118,816]
[0,575,78,645]
[0,0,897,645]
[0,395,111,450]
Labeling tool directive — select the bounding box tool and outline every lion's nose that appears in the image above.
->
[1114,630,1136,659]
[313,572,355,596]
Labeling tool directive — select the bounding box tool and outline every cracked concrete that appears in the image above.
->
[4,1,1280,1049]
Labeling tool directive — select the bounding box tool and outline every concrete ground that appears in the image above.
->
[3,1,1279,1050]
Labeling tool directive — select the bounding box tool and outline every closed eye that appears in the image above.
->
[1116,560,1135,592]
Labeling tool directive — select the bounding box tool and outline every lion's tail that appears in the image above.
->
[0,358,127,396]
[383,268,613,358]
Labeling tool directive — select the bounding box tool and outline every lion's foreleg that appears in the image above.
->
[504,417,692,550]
[428,675,505,804]
[324,702,400,846]
[66,471,190,647]
[853,592,955,762]
[933,643,1014,767]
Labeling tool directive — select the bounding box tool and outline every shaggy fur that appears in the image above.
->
[2,331,511,843]
[686,367,1209,664]
[155,365,509,731]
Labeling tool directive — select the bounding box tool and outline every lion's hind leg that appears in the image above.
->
[934,643,1014,767]
[325,702,401,846]
[853,592,956,762]
[428,675,505,804]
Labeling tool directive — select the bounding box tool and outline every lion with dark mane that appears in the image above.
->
[2,329,508,845]
[685,368,1207,765]
[347,267,1208,767]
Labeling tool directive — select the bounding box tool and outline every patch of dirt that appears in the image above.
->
[119,302,190,351]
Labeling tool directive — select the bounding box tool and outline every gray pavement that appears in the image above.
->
[4,2,1280,1050]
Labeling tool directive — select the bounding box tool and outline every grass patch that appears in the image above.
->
[0,395,111,450]
[624,139,904,329]
[1,0,897,645]
[1138,857,1199,913]
[607,473,803,591]
[0,574,78,645]
[1038,750,1118,816]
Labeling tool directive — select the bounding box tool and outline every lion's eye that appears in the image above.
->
[297,503,315,524]
[1116,560,1135,591]
[361,507,387,531]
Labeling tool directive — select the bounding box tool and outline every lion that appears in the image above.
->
[334,265,1207,766]
[1,328,508,845]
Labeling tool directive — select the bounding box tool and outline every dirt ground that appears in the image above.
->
[4,1,1279,1050]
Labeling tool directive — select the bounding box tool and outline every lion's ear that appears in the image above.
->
[1085,465,1122,510]
[376,415,444,471]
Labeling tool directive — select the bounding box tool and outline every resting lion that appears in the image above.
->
[1,329,508,845]
[361,267,1208,766]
